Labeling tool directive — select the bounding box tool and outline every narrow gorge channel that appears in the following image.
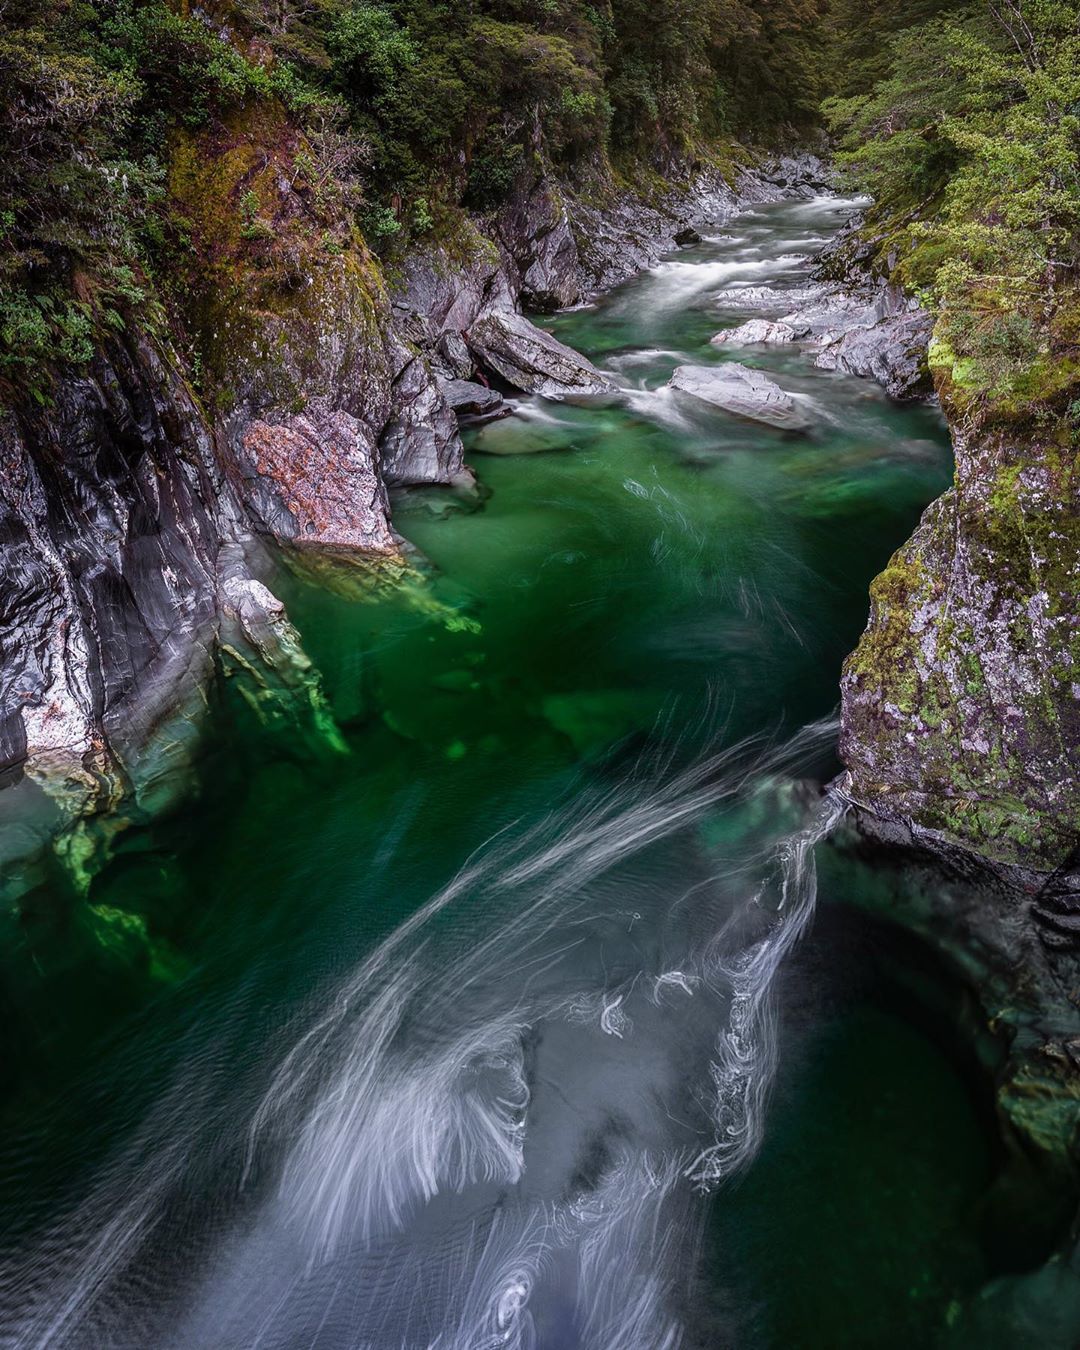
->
[1,199,1040,1348]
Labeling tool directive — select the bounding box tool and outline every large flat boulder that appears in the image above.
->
[466,310,617,400]
[668,363,810,431]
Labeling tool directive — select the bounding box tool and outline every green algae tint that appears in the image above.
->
[0,200,1030,1348]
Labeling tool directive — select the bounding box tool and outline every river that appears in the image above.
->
[0,198,1001,1348]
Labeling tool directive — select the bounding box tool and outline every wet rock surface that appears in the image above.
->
[466,309,618,400]
[669,363,809,430]
[378,352,466,487]
[711,319,798,346]
[718,278,933,401]
[0,335,342,891]
[439,379,507,419]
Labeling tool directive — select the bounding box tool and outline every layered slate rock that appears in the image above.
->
[0,335,342,894]
[811,309,933,400]
[720,280,933,401]
[439,379,507,419]
[668,363,809,430]
[466,310,617,400]
[379,352,466,487]
[496,169,581,312]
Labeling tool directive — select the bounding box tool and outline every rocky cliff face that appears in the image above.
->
[833,231,1080,1285]
[830,213,1080,876]
[0,332,336,896]
[840,419,1080,874]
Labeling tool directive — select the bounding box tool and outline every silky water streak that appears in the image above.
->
[173,719,847,1349]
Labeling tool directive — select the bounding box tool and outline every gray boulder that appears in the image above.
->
[668,363,810,430]
[378,353,468,487]
[711,319,798,347]
[466,310,617,400]
[439,379,507,419]
[720,283,829,313]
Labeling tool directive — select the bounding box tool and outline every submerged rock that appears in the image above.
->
[711,319,798,347]
[466,310,617,400]
[668,363,810,430]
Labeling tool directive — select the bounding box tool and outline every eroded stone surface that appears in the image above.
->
[238,411,398,549]
[440,379,507,418]
[840,424,1080,869]
[711,319,798,346]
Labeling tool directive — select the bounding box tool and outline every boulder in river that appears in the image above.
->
[466,310,617,400]
[668,363,810,431]
[711,319,798,347]
[439,379,508,420]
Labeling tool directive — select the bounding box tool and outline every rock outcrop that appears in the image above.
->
[715,276,933,401]
[840,419,1080,871]
[711,319,798,346]
[0,334,340,896]
[237,411,398,549]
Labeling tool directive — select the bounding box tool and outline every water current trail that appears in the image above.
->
[0,196,957,1349]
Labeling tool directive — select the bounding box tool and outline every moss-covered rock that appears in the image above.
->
[841,412,1080,870]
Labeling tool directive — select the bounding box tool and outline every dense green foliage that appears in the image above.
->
[826,0,1080,415]
[0,0,826,391]
[4,0,1076,420]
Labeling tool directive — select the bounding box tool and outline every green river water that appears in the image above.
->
[0,198,1050,1348]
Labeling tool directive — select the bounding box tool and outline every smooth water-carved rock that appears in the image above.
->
[668,363,809,430]
[439,379,507,419]
[238,411,399,550]
[711,319,798,346]
[379,353,467,487]
[813,310,934,400]
[719,275,932,401]
[721,283,828,313]
[466,310,617,400]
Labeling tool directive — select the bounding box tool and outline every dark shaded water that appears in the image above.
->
[0,199,1020,1348]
